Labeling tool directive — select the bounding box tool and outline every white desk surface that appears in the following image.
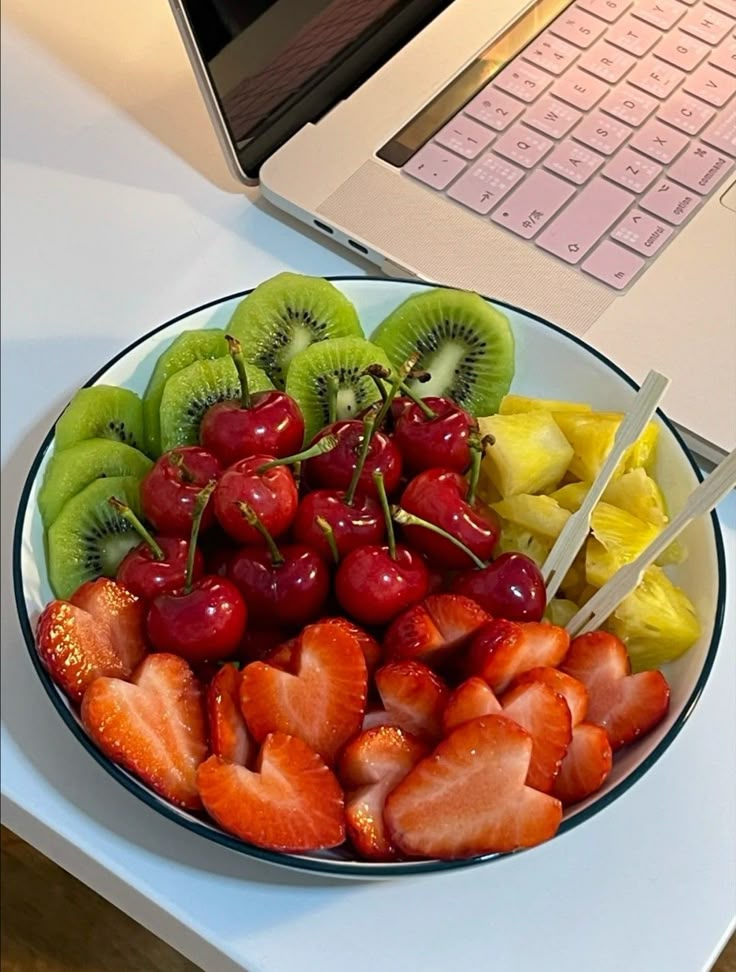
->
[2,4,735,971]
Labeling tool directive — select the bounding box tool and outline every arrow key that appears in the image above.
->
[446,152,524,213]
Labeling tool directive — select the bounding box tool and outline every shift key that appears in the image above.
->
[535,178,634,263]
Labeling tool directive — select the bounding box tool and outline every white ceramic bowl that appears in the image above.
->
[13,277,726,878]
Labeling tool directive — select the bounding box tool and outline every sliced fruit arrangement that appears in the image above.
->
[31,273,700,864]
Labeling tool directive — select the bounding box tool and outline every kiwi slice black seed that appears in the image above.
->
[55,385,145,452]
[285,336,392,442]
[371,289,515,417]
[158,355,273,453]
[227,273,363,389]
[38,438,153,529]
[143,328,229,456]
[47,476,143,600]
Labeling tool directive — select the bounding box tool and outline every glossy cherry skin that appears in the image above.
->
[291,489,384,562]
[304,421,403,498]
[393,397,474,475]
[200,391,305,467]
[400,469,499,570]
[334,544,430,627]
[116,536,204,600]
[146,575,247,663]
[140,447,221,537]
[213,454,298,544]
[227,543,330,628]
[450,552,547,622]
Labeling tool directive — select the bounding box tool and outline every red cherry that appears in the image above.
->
[140,446,221,537]
[393,397,475,475]
[117,536,204,600]
[146,575,247,663]
[334,544,429,627]
[304,420,402,498]
[238,627,291,665]
[228,543,330,628]
[292,489,384,562]
[400,469,499,569]
[213,455,298,544]
[450,552,547,622]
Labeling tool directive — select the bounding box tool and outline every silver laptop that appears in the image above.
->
[168,0,736,463]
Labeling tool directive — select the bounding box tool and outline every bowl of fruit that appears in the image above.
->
[13,273,725,876]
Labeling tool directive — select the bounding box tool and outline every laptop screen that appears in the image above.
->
[180,0,454,178]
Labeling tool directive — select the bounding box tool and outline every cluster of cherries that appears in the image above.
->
[115,339,546,665]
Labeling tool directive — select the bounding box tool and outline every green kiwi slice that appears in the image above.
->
[371,288,515,417]
[285,336,391,442]
[47,476,143,599]
[54,385,145,452]
[158,355,273,453]
[227,272,363,389]
[143,328,229,457]
[38,438,153,529]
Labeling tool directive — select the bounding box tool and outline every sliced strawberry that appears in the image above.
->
[442,677,502,734]
[384,715,563,859]
[361,707,397,731]
[319,616,382,673]
[263,638,299,670]
[70,578,147,671]
[561,631,670,751]
[81,653,207,809]
[469,620,569,694]
[207,663,254,766]
[239,621,368,764]
[197,735,345,852]
[338,726,429,861]
[501,681,572,793]
[374,660,449,739]
[383,594,489,667]
[512,667,588,726]
[36,600,130,703]
[553,722,613,806]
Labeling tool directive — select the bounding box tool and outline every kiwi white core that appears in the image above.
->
[410,343,466,399]
[336,387,359,420]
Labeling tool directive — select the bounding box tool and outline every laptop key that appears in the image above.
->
[463,86,525,131]
[667,141,734,192]
[602,146,663,190]
[581,240,646,288]
[656,91,716,133]
[679,7,734,44]
[521,31,580,75]
[493,124,554,167]
[493,63,553,103]
[639,178,701,223]
[611,208,674,254]
[630,118,690,161]
[600,84,658,125]
[653,30,711,69]
[524,96,582,138]
[544,139,606,182]
[708,35,736,76]
[576,0,633,23]
[683,62,736,105]
[704,0,736,17]
[701,104,736,154]
[490,170,576,238]
[403,143,467,190]
[572,112,632,154]
[632,0,686,30]
[434,115,496,159]
[578,41,636,81]
[606,14,661,55]
[549,8,607,48]
[446,153,524,213]
[536,177,634,262]
[626,55,686,98]
[552,67,609,109]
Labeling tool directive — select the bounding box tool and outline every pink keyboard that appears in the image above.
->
[401,0,736,290]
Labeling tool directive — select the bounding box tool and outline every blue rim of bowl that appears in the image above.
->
[12,275,726,878]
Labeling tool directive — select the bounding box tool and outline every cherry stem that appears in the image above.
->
[326,376,339,425]
[257,434,338,473]
[237,502,285,565]
[396,376,436,419]
[344,413,376,506]
[169,451,196,484]
[316,516,340,565]
[373,353,421,430]
[108,497,165,561]
[226,334,251,409]
[392,507,486,569]
[465,433,494,506]
[373,470,396,561]
[185,481,216,591]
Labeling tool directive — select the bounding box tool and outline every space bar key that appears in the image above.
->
[535,178,634,265]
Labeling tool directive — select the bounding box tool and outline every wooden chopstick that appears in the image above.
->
[542,370,671,601]
[566,447,736,638]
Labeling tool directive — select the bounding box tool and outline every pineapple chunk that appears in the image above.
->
[491,494,571,539]
[554,411,659,482]
[478,412,573,497]
[544,598,579,627]
[550,481,589,512]
[624,420,659,472]
[495,521,552,568]
[475,462,502,506]
[586,502,658,587]
[606,566,700,671]
[500,395,592,419]
[602,468,667,527]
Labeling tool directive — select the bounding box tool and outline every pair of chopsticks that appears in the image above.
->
[538,370,736,638]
